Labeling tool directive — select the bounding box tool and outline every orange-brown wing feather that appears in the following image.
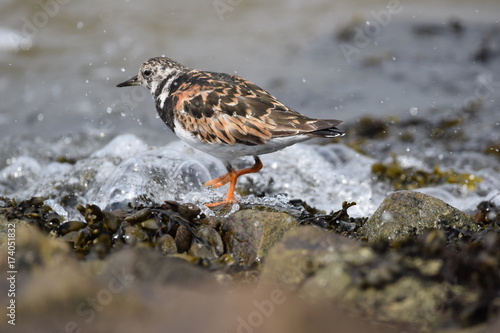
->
[168,70,342,145]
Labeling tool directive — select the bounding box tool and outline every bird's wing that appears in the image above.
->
[166,71,342,146]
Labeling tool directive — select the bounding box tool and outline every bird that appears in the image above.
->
[117,57,344,207]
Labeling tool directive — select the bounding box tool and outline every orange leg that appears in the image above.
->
[204,173,230,189]
[205,156,263,207]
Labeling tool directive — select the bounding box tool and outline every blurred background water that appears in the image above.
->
[0,0,499,216]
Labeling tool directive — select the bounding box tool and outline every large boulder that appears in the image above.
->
[360,190,478,242]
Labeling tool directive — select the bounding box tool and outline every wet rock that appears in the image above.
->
[178,203,201,219]
[259,226,360,291]
[296,229,500,330]
[155,234,177,255]
[92,233,113,258]
[56,221,87,235]
[188,242,214,259]
[301,269,476,330]
[175,225,192,253]
[360,190,478,243]
[140,218,161,231]
[259,224,486,331]
[122,222,148,245]
[222,209,299,266]
[124,208,152,224]
[195,224,224,257]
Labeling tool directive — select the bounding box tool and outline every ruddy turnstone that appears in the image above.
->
[117,57,344,207]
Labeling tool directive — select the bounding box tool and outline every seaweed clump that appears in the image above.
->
[291,200,367,238]
[66,201,226,262]
[372,153,483,190]
[365,228,500,327]
[0,197,228,265]
[1,197,64,233]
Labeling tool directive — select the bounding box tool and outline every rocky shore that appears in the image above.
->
[1,187,498,332]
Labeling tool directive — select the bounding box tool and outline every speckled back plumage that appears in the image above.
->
[148,60,343,147]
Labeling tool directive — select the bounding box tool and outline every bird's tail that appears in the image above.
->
[307,119,344,138]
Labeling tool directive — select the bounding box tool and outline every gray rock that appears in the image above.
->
[155,234,177,255]
[259,224,479,331]
[301,267,476,330]
[222,209,299,266]
[195,224,224,257]
[259,225,361,291]
[361,190,478,243]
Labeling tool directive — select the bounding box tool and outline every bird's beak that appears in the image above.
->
[116,75,140,87]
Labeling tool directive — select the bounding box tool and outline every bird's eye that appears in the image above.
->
[143,70,152,77]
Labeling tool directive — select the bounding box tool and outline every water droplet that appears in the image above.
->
[121,68,125,72]
[382,211,393,222]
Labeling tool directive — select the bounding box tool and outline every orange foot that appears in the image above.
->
[205,156,263,207]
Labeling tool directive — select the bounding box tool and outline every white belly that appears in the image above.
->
[173,119,310,163]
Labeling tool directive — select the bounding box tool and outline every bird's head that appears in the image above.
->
[117,57,188,94]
